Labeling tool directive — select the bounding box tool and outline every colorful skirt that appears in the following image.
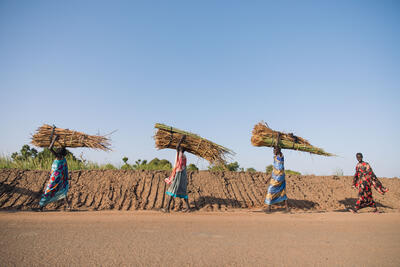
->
[356,179,376,209]
[265,178,287,205]
[166,169,188,199]
[39,158,69,207]
[39,183,69,207]
[265,155,287,205]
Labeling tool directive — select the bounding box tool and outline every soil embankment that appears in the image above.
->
[1,169,399,212]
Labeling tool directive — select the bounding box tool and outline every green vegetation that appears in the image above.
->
[1,145,102,170]
[266,164,273,174]
[187,164,199,171]
[2,145,256,173]
[246,167,256,172]
[0,145,183,171]
[285,169,301,175]
[208,161,240,172]
[265,164,301,175]
[208,163,260,173]
[129,158,173,171]
[121,157,131,170]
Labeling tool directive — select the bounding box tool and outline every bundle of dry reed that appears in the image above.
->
[251,122,334,156]
[31,124,111,151]
[154,123,234,164]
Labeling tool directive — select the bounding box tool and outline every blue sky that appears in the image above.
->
[1,1,399,177]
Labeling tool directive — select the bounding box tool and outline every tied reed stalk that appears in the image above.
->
[31,124,111,151]
[251,122,334,156]
[154,123,234,165]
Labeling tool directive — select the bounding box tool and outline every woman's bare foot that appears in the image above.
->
[161,208,169,213]
[348,208,357,213]
[34,206,44,212]
[265,206,272,213]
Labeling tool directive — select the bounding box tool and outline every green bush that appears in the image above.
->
[265,164,300,175]
[266,165,273,174]
[208,161,240,172]
[103,163,117,170]
[286,169,301,175]
[131,158,172,171]
[121,157,132,170]
[187,164,199,171]
[1,145,105,170]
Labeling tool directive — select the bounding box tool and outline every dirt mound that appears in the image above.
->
[1,169,399,212]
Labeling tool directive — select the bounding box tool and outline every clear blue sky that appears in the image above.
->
[1,1,399,177]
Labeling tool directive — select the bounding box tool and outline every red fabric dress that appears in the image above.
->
[353,162,378,209]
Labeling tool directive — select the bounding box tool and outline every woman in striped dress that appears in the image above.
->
[265,141,288,212]
[161,135,191,213]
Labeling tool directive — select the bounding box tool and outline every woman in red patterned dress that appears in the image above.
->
[350,153,388,213]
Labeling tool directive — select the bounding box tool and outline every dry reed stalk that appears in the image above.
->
[154,123,234,165]
[31,124,111,151]
[251,122,334,156]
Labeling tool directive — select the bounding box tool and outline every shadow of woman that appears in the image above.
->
[337,198,393,211]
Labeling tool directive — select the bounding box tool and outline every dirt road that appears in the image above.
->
[1,211,399,266]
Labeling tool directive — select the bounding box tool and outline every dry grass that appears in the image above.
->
[154,123,234,165]
[251,122,334,156]
[31,124,111,151]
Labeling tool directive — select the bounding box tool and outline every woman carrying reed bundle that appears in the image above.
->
[161,135,191,213]
[264,133,289,212]
[38,126,71,211]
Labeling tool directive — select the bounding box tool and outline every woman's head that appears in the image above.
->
[55,147,67,159]
[356,152,363,163]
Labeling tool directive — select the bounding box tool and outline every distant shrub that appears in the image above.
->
[286,170,301,175]
[1,145,104,170]
[208,161,240,172]
[265,164,300,175]
[132,158,172,171]
[266,165,273,174]
[187,164,199,171]
[121,157,132,170]
[246,167,256,172]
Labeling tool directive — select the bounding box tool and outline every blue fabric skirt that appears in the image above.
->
[166,169,188,199]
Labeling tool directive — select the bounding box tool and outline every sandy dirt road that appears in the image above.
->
[1,211,399,266]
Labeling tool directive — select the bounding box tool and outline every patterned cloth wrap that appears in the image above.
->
[165,151,188,199]
[353,161,378,209]
[39,158,69,207]
[265,155,287,205]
